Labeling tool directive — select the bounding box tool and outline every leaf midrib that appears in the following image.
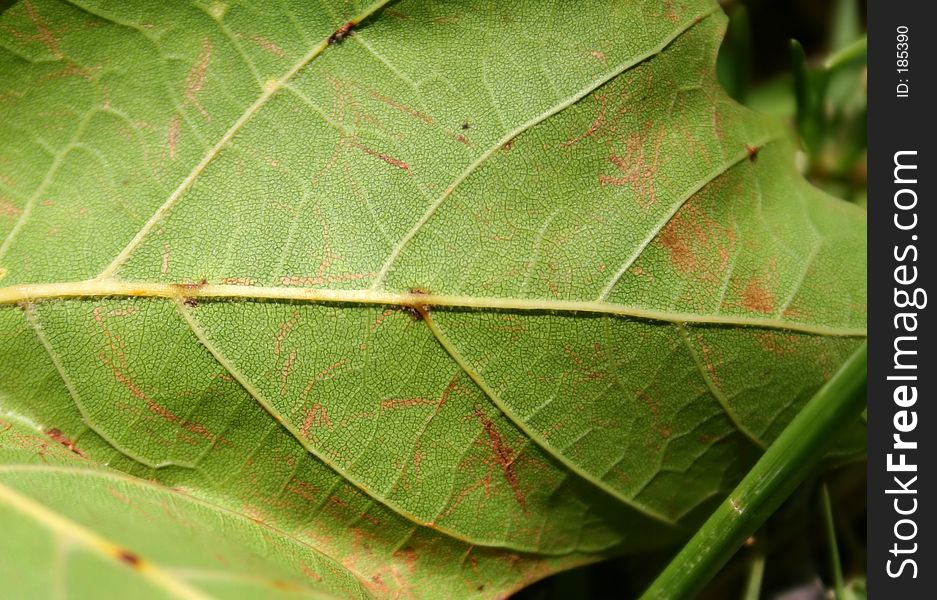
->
[0,281,866,336]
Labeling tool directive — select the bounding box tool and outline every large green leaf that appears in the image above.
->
[0,415,371,600]
[0,0,866,597]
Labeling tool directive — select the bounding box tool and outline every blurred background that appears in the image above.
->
[516,0,868,598]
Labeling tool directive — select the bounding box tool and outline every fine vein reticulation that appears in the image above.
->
[0,0,867,597]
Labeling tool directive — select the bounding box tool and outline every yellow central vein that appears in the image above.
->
[0,480,214,600]
[0,279,867,337]
[97,0,393,279]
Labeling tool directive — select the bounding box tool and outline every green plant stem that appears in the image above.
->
[822,483,847,599]
[639,341,867,600]
[831,0,861,52]
[824,36,867,72]
[741,543,765,600]
[717,5,751,103]
[790,40,812,131]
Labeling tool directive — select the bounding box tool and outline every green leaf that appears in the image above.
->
[0,0,866,597]
[0,415,370,600]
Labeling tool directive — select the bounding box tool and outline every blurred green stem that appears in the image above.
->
[791,39,820,152]
[825,36,867,72]
[718,5,751,102]
[639,342,867,600]
[822,484,847,599]
[742,542,765,600]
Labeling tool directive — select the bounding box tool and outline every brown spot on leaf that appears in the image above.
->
[369,308,397,331]
[279,201,374,286]
[384,9,408,20]
[327,22,355,45]
[184,39,213,118]
[173,278,207,293]
[36,62,100,83]
[755,332,799,355]
[249,35,285,57]
[393,546,419,573]
[599,124,665,208]
[658,203,736,283]
[300,560,323,582]
[562,94,607,147]
[473,407,526,512]
[274,310,300,356]
[741,276,775,314]
[279,272,372,286]
[380,396,434,410]
[381,374,460,411]
[107,487,156,522]
[166,117,181,161]
[300,360,348,401]
[116,549,142,568]
[637,391,659,417]
[280,349,297,396]
[286,479,321,502]
[352,142,410,172]
[221,277,254,285]
[271,580,298,591]
[431,14,461,25]
[44,428,87,458]
[0,199,23,217]
[662,0,680,23]
[746,144,760,162]
[300,404,332,435]
[18,0,63,58]
[367,89,434,124]
[160,244,171,274]
[358,511,381,526]
[696,337,725,391]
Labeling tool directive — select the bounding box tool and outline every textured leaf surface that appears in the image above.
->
[0,415,370,600]
[0,0,866,597]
